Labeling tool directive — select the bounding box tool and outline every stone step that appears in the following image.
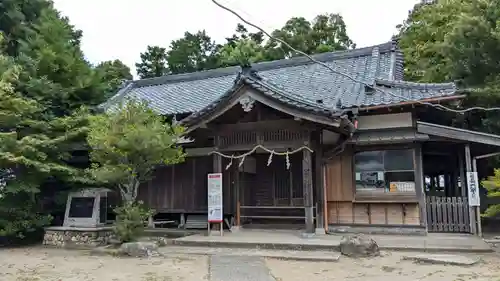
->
[161,246,340,262]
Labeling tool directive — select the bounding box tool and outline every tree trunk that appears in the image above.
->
[119,178,140,204]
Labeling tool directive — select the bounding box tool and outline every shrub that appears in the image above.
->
[482,168,500,217]
[113,201,153,243]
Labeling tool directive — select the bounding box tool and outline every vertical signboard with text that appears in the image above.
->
[467,171,481,207]
[207,173,223,223]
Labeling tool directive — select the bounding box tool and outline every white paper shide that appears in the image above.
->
[207,173,223,222]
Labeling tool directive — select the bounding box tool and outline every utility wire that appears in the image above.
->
[211,0,500,114]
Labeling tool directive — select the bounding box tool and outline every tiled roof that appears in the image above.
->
[103,41,457,115]
[180,70,344,127]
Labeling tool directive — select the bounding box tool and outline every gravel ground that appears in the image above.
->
[1,247,500,281]
[0,247,208,281]
[266,251,500,281]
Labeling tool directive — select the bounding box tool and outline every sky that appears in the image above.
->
[52,0,419,77]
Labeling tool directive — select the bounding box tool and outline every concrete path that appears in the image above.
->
[209,255,275,281]
[172,230,492,253]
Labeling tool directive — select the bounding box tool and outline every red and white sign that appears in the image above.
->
[207,173,223,222]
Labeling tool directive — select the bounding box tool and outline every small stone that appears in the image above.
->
[119,242,160,257]
[339,234,380,258]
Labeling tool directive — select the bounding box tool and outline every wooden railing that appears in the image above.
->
[426,196,470,233]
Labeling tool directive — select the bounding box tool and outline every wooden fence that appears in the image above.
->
[426,196,470,233]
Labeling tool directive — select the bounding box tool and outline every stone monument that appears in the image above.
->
[43,188,115,248]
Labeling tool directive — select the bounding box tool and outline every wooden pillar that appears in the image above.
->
[459,151,466,197]
[302,147,315,234]
[414,145,427,231]
[234,161,241,228]
[464,144,477,235]
[314,132,325,232]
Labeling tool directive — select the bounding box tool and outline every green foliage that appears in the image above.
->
[397,0,500,85]
[135,46,169,79]
[397,0,500,134]
[95,60,133,99]
[133,14,355,76]
[481,169,500,217]
[0,40,54,236]
[113,201,153,242]
[14,7,105,116]
[167,30,221,74]
[265,14,355,60]
[0,0,49,56]
[0,0,112,240]
[220,39,266,67]
[87,99,185,202]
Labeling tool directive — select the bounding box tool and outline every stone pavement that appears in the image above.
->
[209,255,275,281]
[172,230,492,253]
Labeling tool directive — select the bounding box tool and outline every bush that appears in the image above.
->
[113,201,153,243]
[482,169,500,217]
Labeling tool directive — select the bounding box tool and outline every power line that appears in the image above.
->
[211,0,500,114]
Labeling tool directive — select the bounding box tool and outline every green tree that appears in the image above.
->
[14,6,106,116]
[397,0,500,133]
[219,14,356,66]
[0,0,49,56]
[0,37,87,238]
[135,45,169,79]
[266,14,355,59]
[219,38,266,67]
[95,60,133,99]
[0,1,108,239]
[166,30,221,74]
[87,100,185,203]
[225,24,264,47]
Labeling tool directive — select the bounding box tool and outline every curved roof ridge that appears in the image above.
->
[127,41,396,88]
[375,78,457,90]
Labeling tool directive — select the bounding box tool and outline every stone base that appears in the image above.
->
[43,226,114,249]
[230,226,242,232]
[328,224,427,236]
[315,228,326,235]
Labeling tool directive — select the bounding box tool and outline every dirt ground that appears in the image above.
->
[0,247,209,281]
[267,251,500,281]
[1,247,500,281]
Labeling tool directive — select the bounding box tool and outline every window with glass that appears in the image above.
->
[354,149,415,192]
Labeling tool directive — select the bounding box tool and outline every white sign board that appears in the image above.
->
[207,173,223,222]
[466,172,481,207]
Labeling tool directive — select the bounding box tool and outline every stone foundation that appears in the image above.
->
[43,226,114,248]
[328,224,427,236]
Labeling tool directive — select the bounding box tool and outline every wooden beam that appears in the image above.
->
[464,144,477,235]
[414,145,428,231]
[417,121,500,147]
[302,145,315,234]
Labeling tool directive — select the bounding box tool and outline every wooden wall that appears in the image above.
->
[137,156,234,214]
[325,148,421,227]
